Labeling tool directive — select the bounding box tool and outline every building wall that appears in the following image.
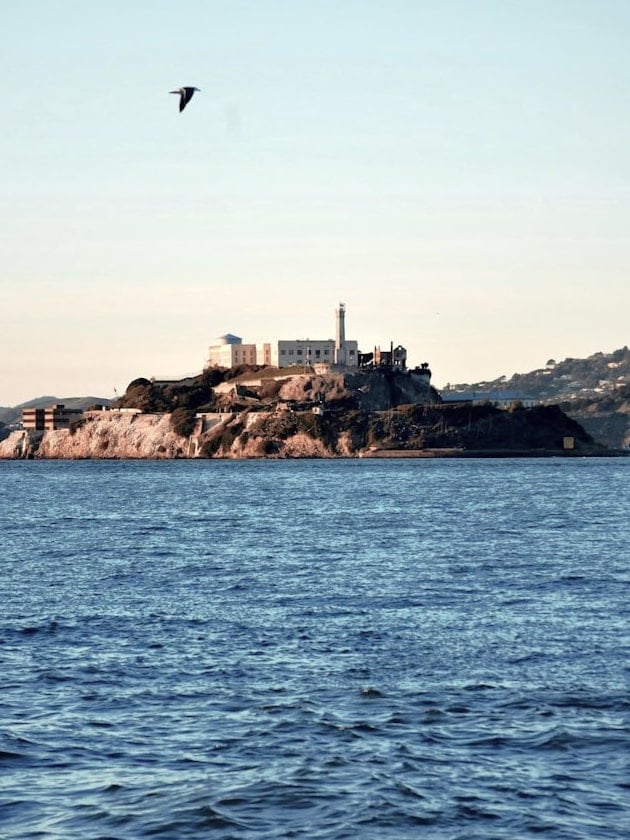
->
[209,305,360,370]
[257,343,272,365]
[273,339,332,367]
[22,404,82,431]
[22,408,45,430]
[338,340,358,367]
[272,339,359,368]
[208,341,258,368]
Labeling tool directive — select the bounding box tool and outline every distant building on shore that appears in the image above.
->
[440,391,538,408]
[22,404,83,431]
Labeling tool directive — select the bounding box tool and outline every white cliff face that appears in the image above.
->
[0,430,37,459]
[235,430,333,459]
[0,413,192,460]
[0,411,340,460]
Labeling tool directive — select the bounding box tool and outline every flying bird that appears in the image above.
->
[169,86,200,112]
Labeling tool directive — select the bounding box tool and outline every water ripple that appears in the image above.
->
[1,458,629,838]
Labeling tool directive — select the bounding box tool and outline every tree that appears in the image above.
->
[170,408,196,438]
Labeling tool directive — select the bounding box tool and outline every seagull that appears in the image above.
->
[169,86,200,112]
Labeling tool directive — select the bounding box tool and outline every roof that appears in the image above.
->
[441,391,535,403]
[215,333,242,345]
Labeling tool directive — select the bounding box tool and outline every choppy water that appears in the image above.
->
[1,458,629,838]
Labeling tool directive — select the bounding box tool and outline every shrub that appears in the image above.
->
[221,430,236,451]
[118,380,169,412]
[202,368,227,388]
[296,412,319,436]
[225,364,265,381]
[68,418,86,436]
[170,408,196,437]
[260,379,285,400]
[200,436,221,457]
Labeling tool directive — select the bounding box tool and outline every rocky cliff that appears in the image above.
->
[0,401,609,460]
[0,412,193,460]
[273,370,437,410]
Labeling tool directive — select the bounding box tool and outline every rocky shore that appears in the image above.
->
[2,367,618,460]
[0,401,609,460]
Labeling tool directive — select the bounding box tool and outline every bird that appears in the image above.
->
[169,86,200,112]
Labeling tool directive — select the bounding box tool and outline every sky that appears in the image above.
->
[2,0,629,405]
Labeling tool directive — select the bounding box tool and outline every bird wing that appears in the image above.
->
[170,86,196,112]
[181,87,198,111]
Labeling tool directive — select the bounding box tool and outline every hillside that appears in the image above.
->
[558,385,630,451]
[441,347,630,449]
[115,367,440,414]
[443,346,630,402]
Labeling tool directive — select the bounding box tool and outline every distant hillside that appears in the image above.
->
[443,346,629,402]
[559,386,630,451]
[441,347,630,449]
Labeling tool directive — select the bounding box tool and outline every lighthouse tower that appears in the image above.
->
[335,302,346,365]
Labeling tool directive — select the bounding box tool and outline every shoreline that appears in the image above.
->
[1,409,625,461]
[361,447,629,459]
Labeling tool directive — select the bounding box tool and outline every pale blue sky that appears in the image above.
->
[2,0,629,404]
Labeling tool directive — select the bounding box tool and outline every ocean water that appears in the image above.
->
[1,458,629,839]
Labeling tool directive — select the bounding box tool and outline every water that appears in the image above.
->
[1,458,629,838]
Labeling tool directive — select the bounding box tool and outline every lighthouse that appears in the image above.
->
[335,302,346,365]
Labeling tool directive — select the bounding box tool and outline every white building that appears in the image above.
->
[207,334,271,368]
[272,303,359,368]
[207,304,359,370]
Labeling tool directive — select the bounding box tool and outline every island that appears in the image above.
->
[0,365,615,459]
